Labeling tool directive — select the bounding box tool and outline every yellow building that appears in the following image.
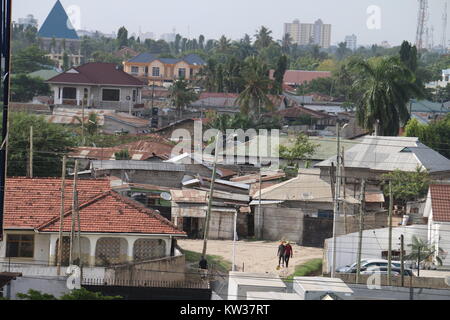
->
[123,53,206,87]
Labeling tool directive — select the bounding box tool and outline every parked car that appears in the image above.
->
[360,266,415,277]
[337,259,401,273]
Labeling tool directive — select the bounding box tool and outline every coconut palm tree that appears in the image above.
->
[216,35,232,54]
[254,26,273,50]
[236,56,273,120]
[405,235,445,269]
[168,79,198,119]
[281,33,292,54]
[350,56,423,136]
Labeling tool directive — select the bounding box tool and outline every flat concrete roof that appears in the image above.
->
[247,291,301,300]
[294,277,354,294]
[229,272,287,288]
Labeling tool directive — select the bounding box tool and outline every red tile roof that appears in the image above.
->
[37,191,185,235]
[4,177,185,236]
[269,106,334,119]
[429,184,450,223]
[70,136,174,161]
[270,70,332,85]
[4,178,111,230]
[47,62,144,87]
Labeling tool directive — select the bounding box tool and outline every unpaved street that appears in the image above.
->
[178,239,323,275]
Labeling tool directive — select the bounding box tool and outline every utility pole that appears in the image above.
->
[356,179,365,284]
[81,98,85,146]
[232,210,237,271]
[342,146,347,234]
[331,122,342,278]
[400,234,405,287]
[69,160,78,265]
[29,126,33,178]
[57,156,66,276]
[201,133,220,257]
[258,167,262,239]
[0,0,13,241]
[417,247,421,277]
[387,180,393,286]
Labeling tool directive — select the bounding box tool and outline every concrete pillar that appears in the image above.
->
[126,237,138,262]
[76,87,81,106]
[49,235,59,265]
[162,238,171,256]
[53,86,59,105]
[88,236,99,267]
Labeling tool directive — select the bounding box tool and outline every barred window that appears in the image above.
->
[102,89,120,102]
[6,234,34,258]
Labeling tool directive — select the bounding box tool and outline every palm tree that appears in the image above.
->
[254,26,273,50]
[405,235,446,269]
[281,33,292,54]
[350,56,422,136]
[216,35,232,53]
[236,56,273,120]
[168,79,198,119]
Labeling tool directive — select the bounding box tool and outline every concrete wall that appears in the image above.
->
[102,118,149,134]
[107,255,186,283]
[323,225,428,273]
[7,276,70,300]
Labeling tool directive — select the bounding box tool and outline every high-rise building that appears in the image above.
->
[345,34,357,51]
[283,19,331,48]
[17,14,38,29]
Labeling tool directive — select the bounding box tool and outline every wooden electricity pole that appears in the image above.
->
[69,160,78,265]
[202,133,220,258]
[400,234,405,287]
[29,126,33,178]
[387,180,393,286]
[356,179,366,284]
[57,155,66,276]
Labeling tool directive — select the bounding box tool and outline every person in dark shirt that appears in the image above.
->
[284,241,293,268]
[277,241,286,268]
[199,256,208,279]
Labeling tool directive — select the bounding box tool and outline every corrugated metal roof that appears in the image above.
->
[315,136,450,173]
[91,160,185,172]
[253,168,359,204]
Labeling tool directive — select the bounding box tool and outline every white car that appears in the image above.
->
[337,259,401,273]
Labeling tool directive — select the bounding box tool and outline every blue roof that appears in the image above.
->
[128,53,206,66]
[183,54,206,66]
[38,1,79,40]
[128,53,158,63]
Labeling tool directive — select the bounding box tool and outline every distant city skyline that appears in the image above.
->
[11,0,450,47]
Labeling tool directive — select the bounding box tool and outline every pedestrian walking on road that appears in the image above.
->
[284,241,293,268]
[277,241,286,269]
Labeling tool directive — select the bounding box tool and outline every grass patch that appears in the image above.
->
[183,249,232,274]
[285,258,323,281]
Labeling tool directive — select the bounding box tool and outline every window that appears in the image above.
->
[131,66,139,74]
[6,234,34,258]
[132,89,137,102]
[102,89,120,102]
[62,87,76,100]
[152,67,160,77]
[178,68,186,79]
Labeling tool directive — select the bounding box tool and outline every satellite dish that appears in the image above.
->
[160,192,172,201]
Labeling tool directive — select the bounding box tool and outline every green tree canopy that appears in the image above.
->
[12,45,54,74]
[2,112,76,177]
[279,133,318,166]
[10,74,51,102]
[381,167,430,204]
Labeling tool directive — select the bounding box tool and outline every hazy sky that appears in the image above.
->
[12,0,450,47]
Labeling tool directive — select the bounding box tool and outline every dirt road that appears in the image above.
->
[178,239,323,275]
